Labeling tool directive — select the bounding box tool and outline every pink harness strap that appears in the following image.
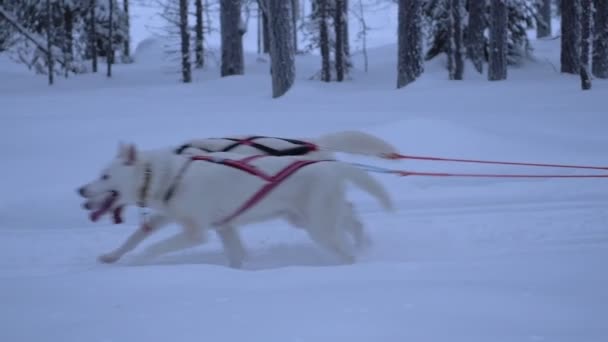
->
[176,155,325,226]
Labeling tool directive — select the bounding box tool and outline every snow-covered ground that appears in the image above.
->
[1,7,608,341]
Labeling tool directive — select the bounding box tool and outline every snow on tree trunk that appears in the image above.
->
[107,0,113,78]
[220,0,244,77]
[488,0,507,81]
[335,0,345,82]
[466,0,485,73]
[267,0,295,98]
[91,0,98,73]
[319,0,331,82]
[593,0,608,78]
[123,0,131,62]
[448,0,464,80]
[580,0,591,90]
[179,0,191,82]
[396,0,423,88]
[561,0,580,74]
[536,0,552,38]
[195,0,204,68]
[47,0,54,85]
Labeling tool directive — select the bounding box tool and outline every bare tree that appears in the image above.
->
[593,0,608,78]
[396,0,423,88]
[580,0,591,89]
[466,0,485,73]
[488,0,507,81]
[536,0,552,38]
[220,0,244,76]
[267,0,295,97]
[560,0,579,74]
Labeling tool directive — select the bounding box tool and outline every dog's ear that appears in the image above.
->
[124,144,137,165]
[118,142,137,165]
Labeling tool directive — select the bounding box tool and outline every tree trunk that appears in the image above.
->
[536,0,552,38]
[47,0,54,85]
[466,0,485,73]
[580,0,591,90]
[123,0,131,62]
[560,0,580,74]
[593,0,608,78]
[262,6,270,53]
[488,0,507,81]
[267,0,295,97]
[195,0,204,68]
[107,0,113,78]
[91,0,98,73]
[179,0,191,82]
[335,0,344,81]
[319,0,330,82]
[292,0,298,53]
[448,0,464,80]
[342,0,351,72]
[396,0,423,88]
[63,3,73,77]
[220,0,244,77]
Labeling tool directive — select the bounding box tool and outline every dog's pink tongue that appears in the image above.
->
[112,206,124,224]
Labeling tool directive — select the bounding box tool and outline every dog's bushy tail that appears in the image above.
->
[341,164,394,212]
[315,131,398,158]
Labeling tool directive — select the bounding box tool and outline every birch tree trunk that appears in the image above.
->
[195,0,204,68]
[179,0,191,82]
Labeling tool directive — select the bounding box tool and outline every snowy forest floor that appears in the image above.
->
[1,25,608,342]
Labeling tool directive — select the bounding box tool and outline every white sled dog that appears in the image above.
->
[78,143,393,268]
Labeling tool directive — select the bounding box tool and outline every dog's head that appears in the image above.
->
[77,143,142,222]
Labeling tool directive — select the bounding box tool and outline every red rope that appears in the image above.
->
[383,153,608,171]
[396,170,608,178]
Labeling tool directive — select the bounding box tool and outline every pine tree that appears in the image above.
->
[580,0,591,90]
[106,0,113,77]
[179,0,191,82]
[335,0,345,81]
[267,0,295,97]
[466,0,485,73]
[318,0,330,82]
[194,0,204,68]
[220,0,244,77]
[488,0,507,81]
[90,0,98,72]
[560,0,579,74]
[397,0,423,88]
[122,0,131,62]
[47,0,54,85]
[536,0,551,38]
[447,0,464,80]
[593,0,608,78]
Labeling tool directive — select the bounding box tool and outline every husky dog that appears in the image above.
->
[77,144,393,268]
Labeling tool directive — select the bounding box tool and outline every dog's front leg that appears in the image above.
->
[216,225,247,269]
[98,214,173,264]
[141,219,207,258]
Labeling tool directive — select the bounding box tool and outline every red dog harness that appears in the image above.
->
[175,136,319,157]
[163,155,327,225]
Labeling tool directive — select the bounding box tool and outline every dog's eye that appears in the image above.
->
[101,174,110,180]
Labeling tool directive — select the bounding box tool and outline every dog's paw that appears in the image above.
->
[98,253,120,264]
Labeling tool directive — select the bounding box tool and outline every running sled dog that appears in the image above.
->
[78,143,393,268]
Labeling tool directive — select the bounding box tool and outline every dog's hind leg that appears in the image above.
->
[141,219,207,258]
[98,213,173,263]
[216,225,247,269]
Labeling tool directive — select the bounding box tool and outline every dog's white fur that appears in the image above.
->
[79,144,393,267]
